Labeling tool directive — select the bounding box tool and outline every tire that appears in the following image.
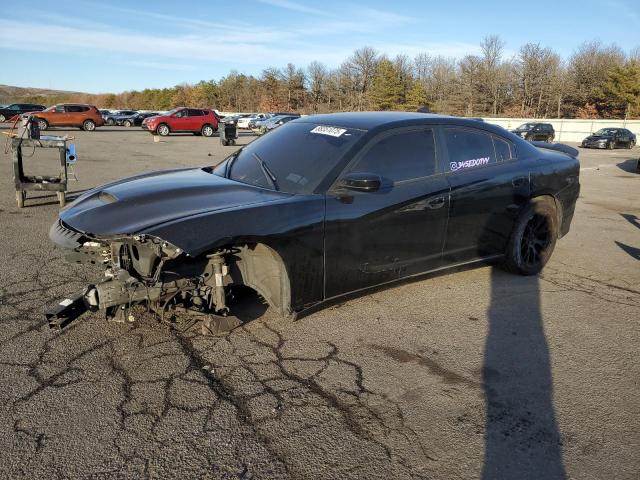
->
[502,198,558,276]
[608,140,615,150]
[156,124,170,136]
[0,114,6,122]
[82,120,96,131]
[626,141,634,149]
[201,124,214,137]
[37,118,48,131]
[123,120,132,127]
[106,118,114,126]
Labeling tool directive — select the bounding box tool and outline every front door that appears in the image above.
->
[171,109,190,131]
[324,127,450,298]
[441,127,530,263]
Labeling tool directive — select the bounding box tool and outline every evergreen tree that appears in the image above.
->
[404,81,430,111]
[369,58,403,110]
[603,60,640,118]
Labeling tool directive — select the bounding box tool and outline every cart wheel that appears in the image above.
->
[57,192,66,207]
[16,191,25,208]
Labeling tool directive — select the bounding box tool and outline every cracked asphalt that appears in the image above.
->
[0,126,639,479]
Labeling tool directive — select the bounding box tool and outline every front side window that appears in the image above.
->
[349,128,436,182]
[219,122,365,194]
[444,128,496,172]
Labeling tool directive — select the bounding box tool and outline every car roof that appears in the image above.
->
[293,111,502,132]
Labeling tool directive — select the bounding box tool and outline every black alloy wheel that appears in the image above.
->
[520,214,551,269]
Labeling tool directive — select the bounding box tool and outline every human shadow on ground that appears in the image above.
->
[482,268,566,479]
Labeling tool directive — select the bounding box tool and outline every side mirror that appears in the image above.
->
[339,172,382,192]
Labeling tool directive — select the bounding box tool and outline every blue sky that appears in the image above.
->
[1,0,638,93]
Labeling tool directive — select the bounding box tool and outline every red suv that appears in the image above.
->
[142,107,219,136]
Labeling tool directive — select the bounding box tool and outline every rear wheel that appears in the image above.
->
[82,119,96,131]
[123,120,132,127]
[503,198,558,275]
[106,118,114,126]
[157,124,170,136]
[626,140,634,149]
[37,118,48,131]
[201,124,214,137]
[608,140,615,149]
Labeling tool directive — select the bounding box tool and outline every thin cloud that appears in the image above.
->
[256,0,332,16]
[126,61,197,71]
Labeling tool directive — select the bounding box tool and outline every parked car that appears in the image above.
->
[142,107,219,136]
[99,109,113,118]
[257,115,300,134]
[47,112,580,334]
[104,110,138,126]
[239,113,271,129]
[580,128,636,149]
[0,103,46,122]
[33,104,104,131]
[511,123,555,142]
[120,112,160,127]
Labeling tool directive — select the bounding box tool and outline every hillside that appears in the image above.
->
[0,84,85,104]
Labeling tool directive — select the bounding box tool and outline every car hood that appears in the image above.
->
[59,167,290,237]
[584,135,611,141]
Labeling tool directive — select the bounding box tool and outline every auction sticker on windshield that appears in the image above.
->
[310,125,347,137]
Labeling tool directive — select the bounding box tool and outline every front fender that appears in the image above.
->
[142,195,326,310]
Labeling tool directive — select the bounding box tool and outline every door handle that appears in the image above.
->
[512,177,526,187]
[426,196,446,209]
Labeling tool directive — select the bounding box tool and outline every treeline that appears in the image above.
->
[14,36,640,119]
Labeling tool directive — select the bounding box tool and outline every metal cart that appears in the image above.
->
[12,136,70,208]
[220,120,238,146]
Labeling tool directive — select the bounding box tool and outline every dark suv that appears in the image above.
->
[511,123,555,142]
[581,128,636,149]
[0,103,46,122]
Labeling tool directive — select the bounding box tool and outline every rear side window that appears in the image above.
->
[350,128,436,182]
[444,128,496,172]
[188,109,204,116]
[493,137,513,162]
[65,105,89,113]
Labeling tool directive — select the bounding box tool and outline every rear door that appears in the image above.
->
[441,126,530,263]
[324,126,450,297]
[187,109,204,131]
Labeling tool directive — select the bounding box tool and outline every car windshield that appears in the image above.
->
[517,123,536,131]
[214,122,365,194]
[594,128,616,135]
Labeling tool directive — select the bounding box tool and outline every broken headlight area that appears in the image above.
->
[46,230,239,334]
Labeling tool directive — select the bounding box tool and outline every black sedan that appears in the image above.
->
[46,112,580,333]
[119,112,160,127]
[581,128,636,149]
[104,110,138,126]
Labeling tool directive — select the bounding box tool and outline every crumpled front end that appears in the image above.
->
[46,220,236,334]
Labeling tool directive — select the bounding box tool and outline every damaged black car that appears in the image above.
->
[47,112,580,334]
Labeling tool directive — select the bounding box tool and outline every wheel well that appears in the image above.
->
[228,243,291,316]
[531,194,562,228]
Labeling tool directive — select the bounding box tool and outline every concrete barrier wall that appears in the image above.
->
[482,118,640,142]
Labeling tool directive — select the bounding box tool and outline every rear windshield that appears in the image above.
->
[214,122,365,194]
